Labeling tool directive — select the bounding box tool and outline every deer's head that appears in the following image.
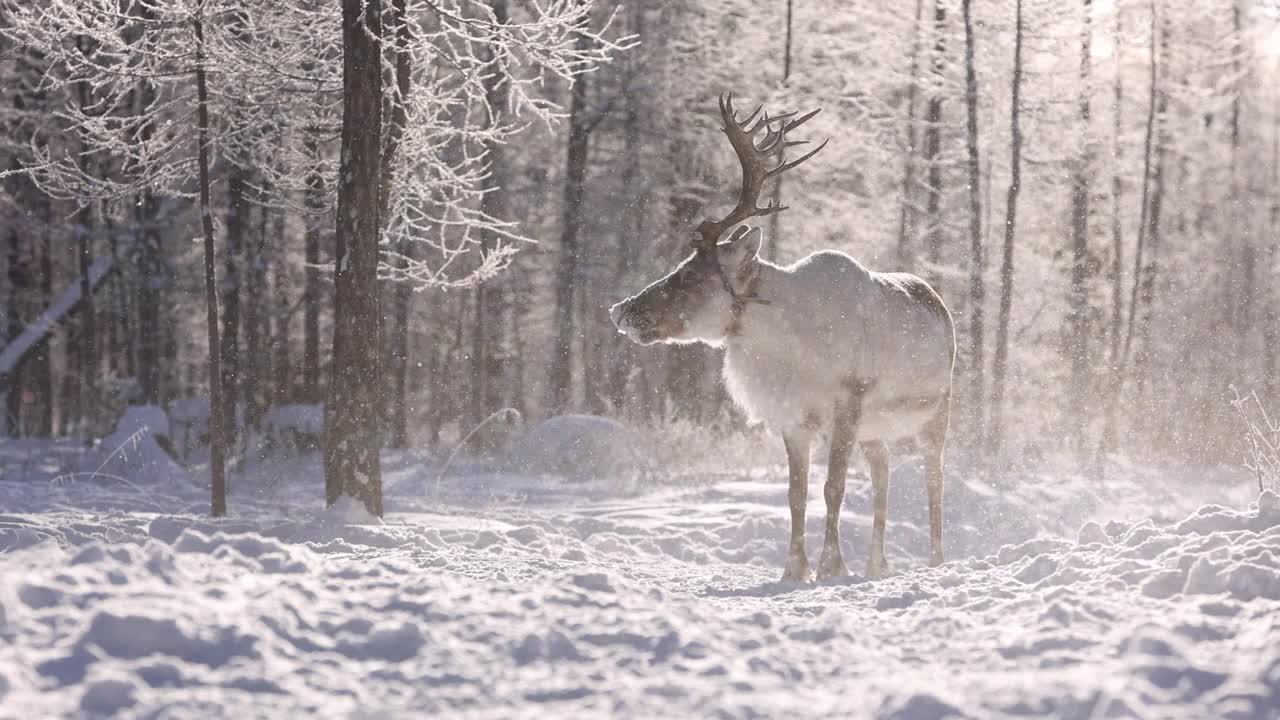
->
[610,93,826,347]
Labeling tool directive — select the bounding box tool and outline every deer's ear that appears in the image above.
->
[718,226,762,270]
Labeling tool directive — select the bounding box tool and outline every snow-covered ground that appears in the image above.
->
[1,429,1278,719]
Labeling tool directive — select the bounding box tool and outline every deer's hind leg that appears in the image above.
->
[861,439,891,579]
[922,394,951,567]
[780,432,813,583]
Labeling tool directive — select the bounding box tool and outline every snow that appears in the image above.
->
[0,442,1278,719]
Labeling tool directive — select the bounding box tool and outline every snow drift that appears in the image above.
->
[1,454,1278,718]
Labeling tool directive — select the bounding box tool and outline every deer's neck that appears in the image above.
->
[725,260,784,341]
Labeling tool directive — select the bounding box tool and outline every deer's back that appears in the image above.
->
[723,250,955,437]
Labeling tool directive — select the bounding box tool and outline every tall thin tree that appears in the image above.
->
[193,4,227,517]
[897,0,927,268]
[922,0,947,292]
[961,0,985,448]
[988,0,1025,463]
[1068,0,1093,448]
[549,25,594,415]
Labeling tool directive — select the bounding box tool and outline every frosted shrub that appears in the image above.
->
[1230,386,1280,493]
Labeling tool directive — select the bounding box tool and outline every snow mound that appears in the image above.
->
[78,406,189,485]
[505,415,648,482]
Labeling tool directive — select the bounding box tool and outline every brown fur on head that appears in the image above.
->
[609,227,762,347]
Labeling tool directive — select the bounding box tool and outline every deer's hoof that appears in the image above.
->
[816,550,849,581]
[780,554,812,583]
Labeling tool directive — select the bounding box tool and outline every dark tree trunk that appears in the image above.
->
[1108,2,1125,378]
[272,207,291,404]
[549,28,593,415]
[897,0,927,268]
[609,5,646,414]
[104,206,130,377]
[961,0,985,450]
[136,191,164,405]
[988,0,1024,463]
[470,0,510,436]
[33,201,53,437]
[1264,116,1280,403]
[75,57,97,444]
[382,0,412,449]
[922,0,947,292]
[303,135,325,404]
[194,12,227,517]
[132,66,166,406]
[221,168,246,456]
[1068,0,1093,444]
[6,224,28,434]
[1134,59,1168,396]
[244,195,268,431]
[1230,1,1251,340]
[765,0,795,262]
[325,0,384,516]
[1103,1,1161,461]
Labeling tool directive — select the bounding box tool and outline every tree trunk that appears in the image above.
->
[302,135,324,404]
[382,0,412,449]
[549,28,593,415]
[1068,0,1093,449]
[897,0,927,268]
[325,0,384,516]
[75,60,97,444]
[468,0,509,437]
[5,223,28,434]
[1230,1,1251,342]
[244,194,268,431]
[1108,2,1125,378]
[34,206,52,437]
[609,5,646,414]
[272,207,291,404]
[765,0,795,262]
[221,167,245,457]
[961,0,985,450]
[1264,115,1280,404]
[193,11,227,518]
[132,65,165,406]
[1103,0,1161,460]
[1134,50,1168,397]
[987,0,1023,463]
[922,0,947,292]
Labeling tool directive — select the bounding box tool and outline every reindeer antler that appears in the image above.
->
[693,92,828,253]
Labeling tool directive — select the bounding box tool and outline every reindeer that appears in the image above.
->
[609,95,956,582]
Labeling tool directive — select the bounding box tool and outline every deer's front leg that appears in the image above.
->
[780,432,812,583]
[816,406,857,580]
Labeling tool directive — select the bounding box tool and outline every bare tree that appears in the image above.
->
[1266,112,1280,405]
[961,0,985,448]
[549,28,595,415]
[194,3,227,517]
[897,0,927,268]
[1068,0,1093,448]
[988,0,1025,463]
[765,0,795,262]
[922,0,947,291]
